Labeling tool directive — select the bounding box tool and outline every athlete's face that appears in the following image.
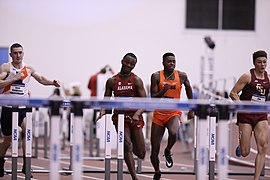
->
[254,56,267,73]
[10,47,24,65]
[163,56,176,71]
[121,56,137,74]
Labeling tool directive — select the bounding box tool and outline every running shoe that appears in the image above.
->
[153,171,161,180]
[164,149,173,168]
[235,145,241,157]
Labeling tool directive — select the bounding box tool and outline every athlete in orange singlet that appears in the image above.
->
[150,52,194,180]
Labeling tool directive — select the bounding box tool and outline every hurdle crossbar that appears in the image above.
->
[1,97,270,179]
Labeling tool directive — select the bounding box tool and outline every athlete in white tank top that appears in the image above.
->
[0,62,31,98]
[0,43,61,178]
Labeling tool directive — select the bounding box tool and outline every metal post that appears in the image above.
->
[217,105,230,180]
[117,114,124,180]
[105,114,111,180]
[25,107,33,180]
[89,110,100,157]
[69,111,74,171]
[71,100,84,180]
[136,158,142,174]
[196,104,209,180]
[49,100,61,180]
[208,105,218,180]
[12,108,19,180]
[62,107,68,150]
[193,115,198,175]
[34,107,39,158]
[89,110,94,157]
[44,121,48,159]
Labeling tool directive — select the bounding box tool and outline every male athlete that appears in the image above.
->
[0,43,60,177]
[150,52,194,179]
[97,53,146,180]
[230,50,269,180]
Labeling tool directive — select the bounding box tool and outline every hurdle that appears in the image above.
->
[208,104,218,180]
[10,107,33,180]
[63,110,74,173]
[49,100,62,180]
[88,98,198,176]
[80,101,267,179]
[0,98,67,179]
[197,88,268,177]
[11,108,19,180]
[1,97,196,179]
[217,104,230,180]
[196,104,209,179]
[1,97,270,179]
[33,107,39,158]
[104,113,111,179]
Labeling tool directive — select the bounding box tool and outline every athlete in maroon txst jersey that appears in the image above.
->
[230,50,270,180]
[97,53,146,180]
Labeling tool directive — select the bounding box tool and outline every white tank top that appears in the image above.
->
[0,62,31,98]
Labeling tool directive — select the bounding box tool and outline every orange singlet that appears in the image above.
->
[152,70,182,126]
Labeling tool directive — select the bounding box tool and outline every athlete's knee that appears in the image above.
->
[124,140,133,153]
[137,149,146,159]
[150,148,159,158]
[168,129,177,138]
[3,136,12,147]
[150,153,158,162]
[241,148,250,157]
[257,141,268,154]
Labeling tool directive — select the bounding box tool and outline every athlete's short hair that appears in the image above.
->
[163,52,175,62]
[123,53,137,60]
[253,50,267,62]
[10,43,23,53]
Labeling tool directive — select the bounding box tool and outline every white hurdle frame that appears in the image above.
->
[11,108,32,180]
[69,111,74,171]
[33,107,39,158]
[208,106,217,180]
[72,113,83,180]
[117,114,124,180]
[11,110,19,180]
[2,97,270,179]
[196,105,208,180]
[25,108,33,179]
[50,108,61,180]
[217,105,230,180]
[105,114,112,179]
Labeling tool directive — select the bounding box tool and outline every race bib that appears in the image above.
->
[251,94,266,103]
[10,83,26,95]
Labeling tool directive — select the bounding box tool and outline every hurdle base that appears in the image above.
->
[62,167,72,175]
[81,169,196,174]
[5,169,261,176]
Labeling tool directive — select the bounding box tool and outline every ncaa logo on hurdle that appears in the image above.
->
[52,144,58,161]
[220,147,226,165]
[75,145,81,162]
[200,148,206,165]
[106,130,111,142]
[13,129,18,141]
[211,133,215,145]
[27,129,31,141]
[119,131,123,143]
